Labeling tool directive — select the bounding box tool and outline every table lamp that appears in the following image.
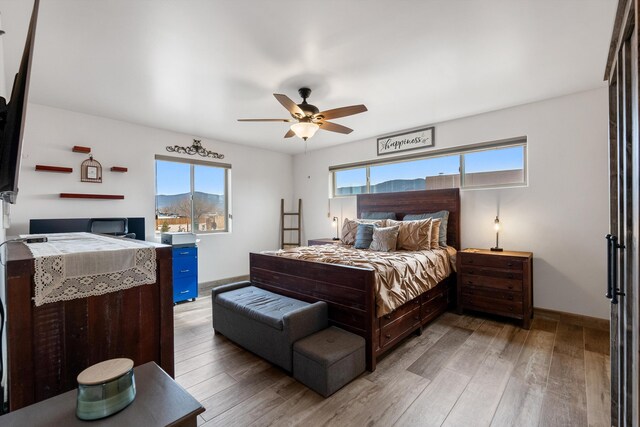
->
[491,216,503,252]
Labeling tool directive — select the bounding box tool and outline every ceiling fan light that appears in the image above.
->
[290,122,319,141]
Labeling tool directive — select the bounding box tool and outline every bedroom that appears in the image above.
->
[0,0,630,426]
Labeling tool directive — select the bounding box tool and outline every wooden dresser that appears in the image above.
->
[456,249,533,329]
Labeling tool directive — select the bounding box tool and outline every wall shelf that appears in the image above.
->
[35,165,73,173]
[60,193,124,200]
[72,145,91,153]
[110,166,128,172]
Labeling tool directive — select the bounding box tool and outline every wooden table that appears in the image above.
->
[0,362,204,426]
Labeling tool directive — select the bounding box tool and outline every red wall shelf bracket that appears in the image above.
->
[35,165,73,173]
[60,193,124,200]
[72,145,91,153]
[110,166,128,172]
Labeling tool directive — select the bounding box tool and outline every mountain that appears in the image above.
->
[336,178,426,196]
[156,191,224,211]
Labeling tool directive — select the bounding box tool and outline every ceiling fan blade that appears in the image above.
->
[274,94,305,117]
[237,118,295,122]
[315,104,367,120]
[284,129,295,138]
[318,121,353,134]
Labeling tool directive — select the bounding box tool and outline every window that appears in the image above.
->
[155,156,230,234]
[335,167,367,196]
[331,138,526,196]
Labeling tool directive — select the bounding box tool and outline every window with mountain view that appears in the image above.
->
[331,139,526,196]
[155,158,229,234]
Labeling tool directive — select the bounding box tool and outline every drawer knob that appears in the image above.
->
[385,334,391,338]
[467,280,473,285]
[468,270,474,275]
[508,274,513,279]
[508,285,513,289]
[415,300,420,304]
[508,307,513,311]
[507,262,513,267]
[508,296,514,301]
[468,260,474,264]
[384,315,391,320]
[414,315,420,320]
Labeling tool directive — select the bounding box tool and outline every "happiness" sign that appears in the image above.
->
[377,126,434,155]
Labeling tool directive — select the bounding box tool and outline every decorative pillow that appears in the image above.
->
[387,218,432,251]
[404,210,450,246]
[360,211,397,220]
[354,223,376,249]
[370,225,400,252]
[430,218,441,249]
[341,218,384,245]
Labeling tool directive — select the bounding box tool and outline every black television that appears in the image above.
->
[0,0,39,204]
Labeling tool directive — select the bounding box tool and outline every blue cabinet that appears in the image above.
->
[172,246,198,303]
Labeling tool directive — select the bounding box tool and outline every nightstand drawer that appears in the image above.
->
[460,254,522,270]
[462,294,523,318]
[459,274,522,292]
[462,286,521,303]
[459,266,523,281]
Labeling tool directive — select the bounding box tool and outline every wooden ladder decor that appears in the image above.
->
[281,198,302,249]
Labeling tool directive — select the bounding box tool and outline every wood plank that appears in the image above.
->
[511,329,555,386]
[185,372,237,403]
[198,366,284,421]
[546,324,587,408]
[203,377,295,426]
[396,368,471,426]
[585,351,611,427]
[443,352,513,426]
[322,371,429,426]
[407,325,473,380]
[490,378,545,427]
[539,390,588,426]
[250,388,324,427]
[445,320,504,377]
[584,326,610,355]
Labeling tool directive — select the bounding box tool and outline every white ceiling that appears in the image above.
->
[0,0,617,155]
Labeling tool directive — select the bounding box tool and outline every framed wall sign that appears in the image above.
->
[377,126,435,156]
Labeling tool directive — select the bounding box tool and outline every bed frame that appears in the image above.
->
[250,188,460,371]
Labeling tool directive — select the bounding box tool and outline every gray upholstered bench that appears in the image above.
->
[211,281,328,372]
[293,326,366,397]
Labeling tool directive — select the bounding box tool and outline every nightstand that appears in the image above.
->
[307,238,340,246]
[457,248,533,329]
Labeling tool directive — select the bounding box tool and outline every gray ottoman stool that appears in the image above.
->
[293,326,365,397]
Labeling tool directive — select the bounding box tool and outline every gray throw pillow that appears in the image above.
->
[354,223,376,249]
[370,225,400,252]
[360,211,397,220]
[403,210,449,246]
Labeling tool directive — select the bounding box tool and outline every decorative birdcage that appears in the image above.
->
[81,155,102,183]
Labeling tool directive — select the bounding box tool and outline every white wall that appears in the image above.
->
[8,103,293,283]
[293,87,610,319]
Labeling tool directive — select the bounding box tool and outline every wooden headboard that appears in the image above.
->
[356,188,461,250]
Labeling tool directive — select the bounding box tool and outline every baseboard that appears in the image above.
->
[534,307,609,331]
[198,275,250,297]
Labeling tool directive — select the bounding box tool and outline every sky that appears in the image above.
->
[156,160,226,195]
[337,146,524,187]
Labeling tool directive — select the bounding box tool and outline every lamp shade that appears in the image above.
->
[291,122,319,141]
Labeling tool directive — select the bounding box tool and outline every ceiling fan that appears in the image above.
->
[238,88,368,141]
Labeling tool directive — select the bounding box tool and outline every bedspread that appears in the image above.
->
[265,244,456,317]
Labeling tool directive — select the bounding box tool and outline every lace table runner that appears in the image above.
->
[21,232,157,306]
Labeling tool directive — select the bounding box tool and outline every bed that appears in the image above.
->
[249,188,460,371]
